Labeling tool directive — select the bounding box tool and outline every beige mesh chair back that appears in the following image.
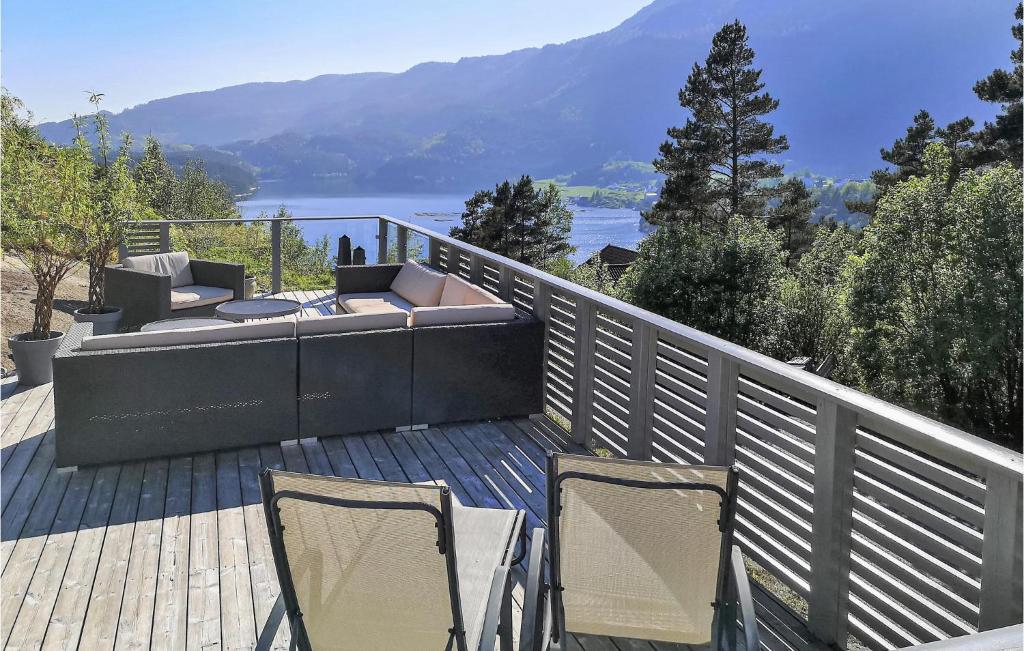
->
[260,470,466,650]
[538,453,756,650]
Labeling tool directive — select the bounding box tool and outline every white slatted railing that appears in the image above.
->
[380,216,1024,651]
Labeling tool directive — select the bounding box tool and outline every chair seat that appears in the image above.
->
[170,285,235,311]
[337,291,414,315]
[452,504,520,651]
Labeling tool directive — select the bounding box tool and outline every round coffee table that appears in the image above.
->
[215,298,301,322]
[141,317,234,332]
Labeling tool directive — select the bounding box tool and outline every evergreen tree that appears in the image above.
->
[973,2,1023,167]
[133,136,176,215]
[451,176,573,267]
[649,20,788,229]
[768,178,818,268]
[847,110,979,216]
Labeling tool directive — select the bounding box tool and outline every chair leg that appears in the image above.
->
[500,574,513,651]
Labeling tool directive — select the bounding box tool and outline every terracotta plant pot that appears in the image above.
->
[8,331,65,386]
[73,306,123,335]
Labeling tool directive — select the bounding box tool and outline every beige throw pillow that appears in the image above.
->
[122,251,194,288]
[389,261,447,307]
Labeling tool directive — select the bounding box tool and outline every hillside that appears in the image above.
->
[38,0,1011,194]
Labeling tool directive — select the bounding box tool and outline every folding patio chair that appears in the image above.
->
[258,470,526,651]
[520,453,759,650]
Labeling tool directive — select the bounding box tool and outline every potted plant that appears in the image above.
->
[2,94,91,385]
[73,97,141,334]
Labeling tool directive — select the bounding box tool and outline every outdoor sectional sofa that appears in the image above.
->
[53,263,544,468]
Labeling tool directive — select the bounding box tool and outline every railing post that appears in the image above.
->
[446,246,461,275]
[377,218,389,264]
[159,223,170,253]
[534,281,552,411]
[270,219,282,294]
[808,400,857,647]
[626,322,657,461]
[429,238,442,269]
[498,267,515,303]
[396,225,408,262]
[704,352,739,465]
[469,253,484,285]
[979,468,1024,630]
[570,298,596,447]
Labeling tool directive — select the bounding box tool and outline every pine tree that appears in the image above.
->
[649,20,788,230]
[847,110,979,216]
[134,136,176,215]
[768,178,817,268]
[973,2,1023,167]
[451,176,574,267]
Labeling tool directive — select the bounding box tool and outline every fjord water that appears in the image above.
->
[238,195,646,264]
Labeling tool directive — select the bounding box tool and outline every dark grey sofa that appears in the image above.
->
[412,314,544,424]
[105,258,245,330]
[53,321,298,468]
[335,262,545,426]
[298,328,413,437]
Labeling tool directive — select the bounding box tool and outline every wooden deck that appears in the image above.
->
[0,293,822,650]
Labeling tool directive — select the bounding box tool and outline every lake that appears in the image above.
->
[237,194,648,264]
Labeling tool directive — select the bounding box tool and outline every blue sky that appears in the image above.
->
[2,1,651,122]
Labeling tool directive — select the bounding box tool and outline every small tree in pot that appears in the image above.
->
[2,93,92,384]
[74,94,142,334]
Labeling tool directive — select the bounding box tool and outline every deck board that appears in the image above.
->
[1,385,819,650]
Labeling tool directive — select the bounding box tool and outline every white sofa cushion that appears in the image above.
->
[296,311,408,336]
[410,304,516,327]
[463,284,504,305]
[389,261,447,307]
[80,319,295,351]
[439,274,475,306]
[439,274,504,306]
[169,285,235,311]
[337,291,414,315]
[122,251,194,288]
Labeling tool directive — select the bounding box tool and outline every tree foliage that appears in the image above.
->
[648,20,788,229]
[973,2,1023,167]
[847,143,1022,445]
[451,176,573,268]
[621,217,786,354]
[767,178,818,268]
[1,92,91,338]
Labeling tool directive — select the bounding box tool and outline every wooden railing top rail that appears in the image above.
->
[125,213,1023,476]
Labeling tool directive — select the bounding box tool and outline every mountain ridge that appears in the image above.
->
[37,0,1012,192]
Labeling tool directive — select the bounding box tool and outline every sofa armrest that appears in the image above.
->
[335,264,403,294]
[190,259,245,299]
[104,265,172,330]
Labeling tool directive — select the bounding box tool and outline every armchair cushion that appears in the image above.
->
[389,261,447,307]
[170,285,235,311]
[122,251,194,288]
[338,291,413,315]
[439,274,476,306]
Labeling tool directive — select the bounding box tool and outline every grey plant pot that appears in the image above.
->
[73,306,123,335]
[9,331,65,386]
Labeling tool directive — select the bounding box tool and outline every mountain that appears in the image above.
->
[38,0,1012,194]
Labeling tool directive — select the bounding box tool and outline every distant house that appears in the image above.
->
[578,244,639,281]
